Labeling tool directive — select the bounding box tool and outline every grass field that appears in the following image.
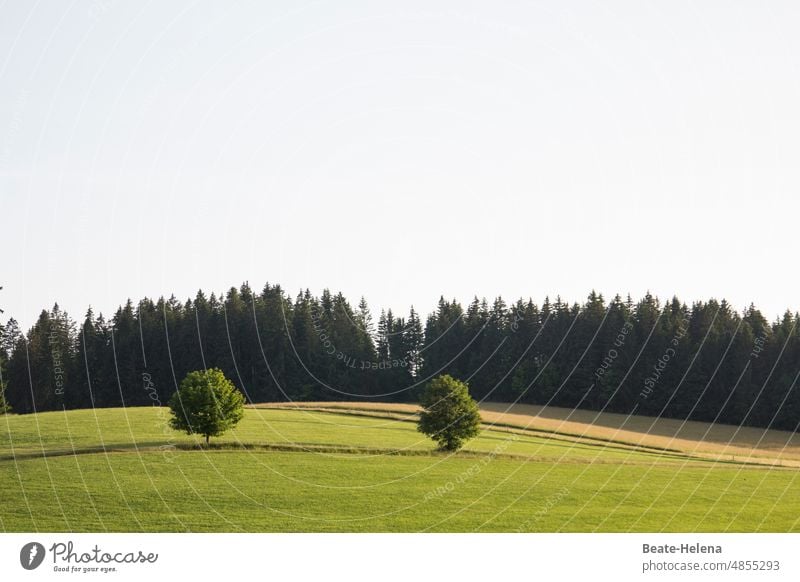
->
[1,404,799,532]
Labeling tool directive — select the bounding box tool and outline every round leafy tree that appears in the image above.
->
[417,374,481,451]
[168,368,245,445]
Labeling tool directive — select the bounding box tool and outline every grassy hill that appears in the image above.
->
[1,404,798,532]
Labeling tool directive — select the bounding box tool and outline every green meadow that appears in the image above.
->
[1,406,798,532]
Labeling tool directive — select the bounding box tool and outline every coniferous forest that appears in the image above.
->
[1,283,798,432]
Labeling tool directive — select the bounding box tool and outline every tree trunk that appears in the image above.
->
[205,434,209,446]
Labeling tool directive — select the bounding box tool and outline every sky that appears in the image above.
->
[2,0,800,330]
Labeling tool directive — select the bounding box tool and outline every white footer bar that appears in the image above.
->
[1,533,797,581]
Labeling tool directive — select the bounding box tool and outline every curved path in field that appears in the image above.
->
[256,401,800,467]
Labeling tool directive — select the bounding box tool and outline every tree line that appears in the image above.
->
[0,283,798,431]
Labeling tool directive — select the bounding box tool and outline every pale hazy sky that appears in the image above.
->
[2,1,800,330]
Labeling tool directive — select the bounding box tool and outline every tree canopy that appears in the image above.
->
[418,374,481,451]
[0,283,798,433]
[168,368,245,444]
